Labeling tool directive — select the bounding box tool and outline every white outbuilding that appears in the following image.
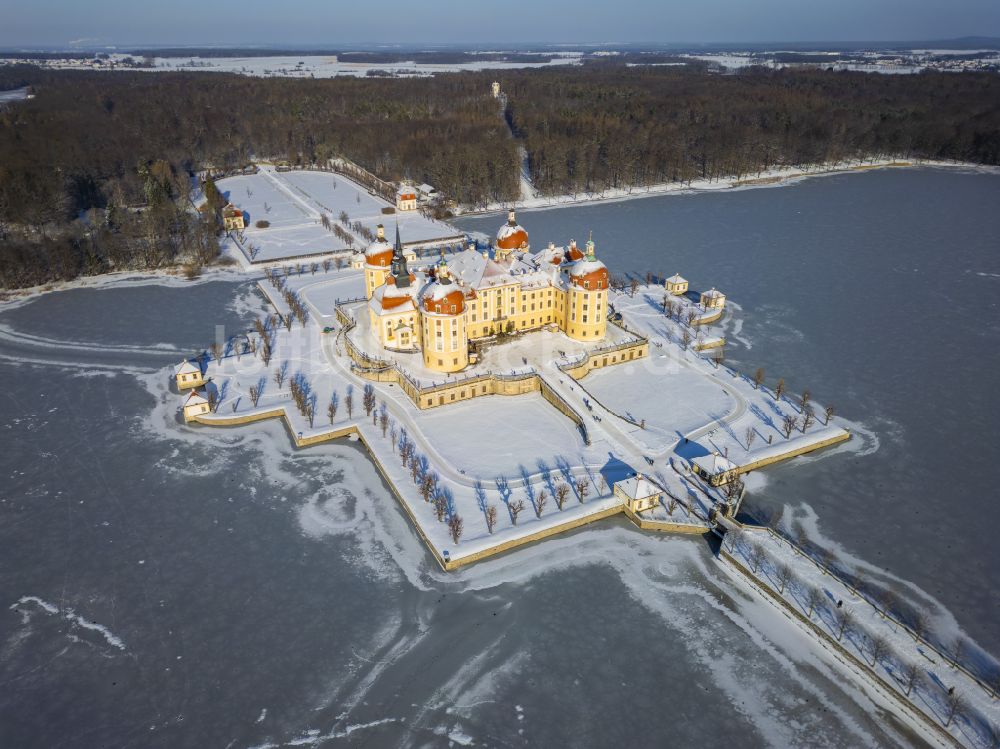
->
[175,359,205,390]
[182,389,211,422]
[664,273,689,296]
[614,474,664,513]
[691,453,739,486]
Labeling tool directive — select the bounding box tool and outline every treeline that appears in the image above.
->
[501,66,1000,195]
[0,158,220,289]
[0,66,519,287]
[0,66,519,221]
[2,63,999,288]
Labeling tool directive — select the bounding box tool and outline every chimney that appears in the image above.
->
[508,208,516,225]
[376,224,385,240]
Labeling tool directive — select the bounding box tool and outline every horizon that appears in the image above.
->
[3,0,1000,49]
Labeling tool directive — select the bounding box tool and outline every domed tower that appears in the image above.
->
[565,235,609,341]
[420,258,469,374]
[494,209,529,261]
[364,224,393,299]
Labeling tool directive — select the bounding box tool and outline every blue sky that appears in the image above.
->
[2,0,999,48]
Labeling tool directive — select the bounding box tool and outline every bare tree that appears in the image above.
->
[753,367,765,390]
[944,691,968,727]
[824,404,835,424]
[389,424,397,452]
[681,329,691,349]
[362,383,376,417]
[485,504,498,533]
[249,384,261,407]
[509,499,525,525]
[210,341,224,364]
[806,587,826,619]
[535,489,548,517]
[774,378,786,402]
[725,526,744,553]
[834,608,854,641]
[910,611,929,643]
[575,479,589,503]
[745,426,757,451]
[782,414,798,439]
[379,405,389,437]
[747,541,765,573]
[433,494,448,522]
[801,388,811,412]
[326,390,340,424]
[306,402,315,428]
[951,637,968,668]
[555,483,570,509]
[629,278,639,297]
[686,309,697,327]
[274,364,287,389]
[867,634,890,667]
[345,389,353,419]
[775,563,794,594]
[322,258,332,273]
[901,661,923,697]
[448,514,464,544]
[818,548,837,575]
[801,406,815,432]
[420,473,436,502]
[875,591,899,627]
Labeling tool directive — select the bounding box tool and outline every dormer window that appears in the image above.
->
[584,280,590,290]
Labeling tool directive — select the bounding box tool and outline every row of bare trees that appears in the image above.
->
[726,526,999,735]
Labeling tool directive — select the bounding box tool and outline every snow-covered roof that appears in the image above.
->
[496,222,525,242]
[370,274,422,315]
[615,474,662,500]
[184,389,208,407]
[569,258,607,277]
[417,183,436,194]
[365,238,393,258]
[175,360,200,375]
[701,288,725,298]
[665,273,687,284]
[692,453,737,475]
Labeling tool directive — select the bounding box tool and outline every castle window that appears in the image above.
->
[584,281,590,289]
[450,304,456,313]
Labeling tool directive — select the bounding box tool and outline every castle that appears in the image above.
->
[363,210,609,373]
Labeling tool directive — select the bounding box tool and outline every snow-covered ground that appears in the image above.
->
[186,261,854,569]
[0,86,30,106]
[456,159,995,216]
[217,168,463,265]
[149,53,584,78]
[724,526,1000,749]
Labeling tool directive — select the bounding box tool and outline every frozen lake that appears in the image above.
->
[0,167,995,747]
[458,166,1000,656]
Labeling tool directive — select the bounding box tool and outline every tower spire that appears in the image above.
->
[391,225,410,288]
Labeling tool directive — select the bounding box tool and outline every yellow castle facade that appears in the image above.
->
[364,210,609,374]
